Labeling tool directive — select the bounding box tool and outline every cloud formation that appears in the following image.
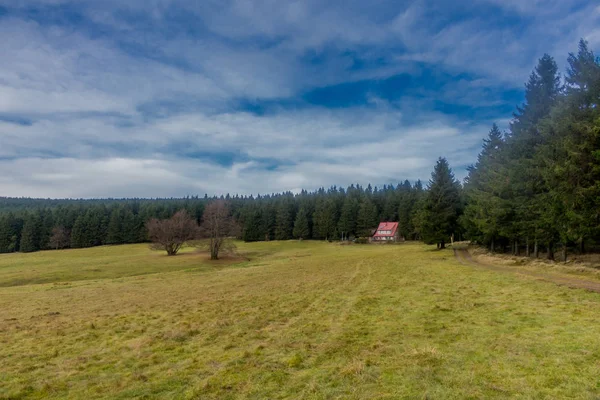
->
[0,0,598,197]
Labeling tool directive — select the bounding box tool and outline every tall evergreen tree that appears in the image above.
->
[397,180,415,239]
[70,215,86,248]
[106,207,123,244]
[338,197,358,239]
[312,197,338,240]
[0,214,18,253]
[275,198,294,240]
[356,197,378,237]
[420,158,462,249]
[463,124,506,251]
[506,54,562,256]
[242,206,264,242]
[293,205,310,239]
[20,213,42,253]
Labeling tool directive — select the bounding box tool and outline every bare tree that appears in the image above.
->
[49,226,70,250]
[199,200,239,260]
[146,210,198,256]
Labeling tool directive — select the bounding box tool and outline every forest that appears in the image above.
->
[0,39,598,260]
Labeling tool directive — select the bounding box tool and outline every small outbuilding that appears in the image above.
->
[371,222,402,242]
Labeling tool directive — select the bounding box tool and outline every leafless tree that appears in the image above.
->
[49,226,70,250]
[146,210,198,256]
[198,200,239,260]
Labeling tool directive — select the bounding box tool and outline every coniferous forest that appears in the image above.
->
[1,40,599,260]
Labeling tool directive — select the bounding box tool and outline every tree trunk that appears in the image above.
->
[440,240,445,249]
[561,246,567,262]
[490,238,495,253]
[533,240,539,258]
[210,239,219,260]
[579,237,585,254]
[525,238,530,257]
[437,242,440,249]
[514,240,519,256]
[547,242,554,260]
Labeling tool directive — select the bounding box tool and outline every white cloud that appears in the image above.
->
[0,104,488,197]
[0,0,598,197]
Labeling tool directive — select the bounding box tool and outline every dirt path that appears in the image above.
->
[454,248,600,293]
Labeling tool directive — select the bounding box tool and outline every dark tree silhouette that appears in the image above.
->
[146,210,198,256]
[49,226,70,250]
[199,201,238,260]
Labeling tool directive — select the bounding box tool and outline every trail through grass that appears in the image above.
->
[1,241,600,399]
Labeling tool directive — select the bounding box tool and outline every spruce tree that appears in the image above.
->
[420,158,462,249]
[106,207,123,244]
[293,205,310,239]
[70,215,86,248]
[463,124,506,250]
[275,200,294,240]
[356,198,378,237]
[20,213,42,253]
[121,209,140,244]
[0,214,17,253]
[242,207,263,242]
[337,197,358,239]
[507,54,562,256]
[397,180,414,239]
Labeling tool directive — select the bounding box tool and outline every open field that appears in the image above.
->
[2,242,600,399]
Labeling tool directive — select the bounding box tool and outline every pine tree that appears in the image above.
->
[506,54,562,256]
[463,124,506,250]
[20,213,42,253]
[70,215,86,248]
[275,199,294,240]
[381,188,399,222]
[420,158,462,249]
[356,198,378,237]
[397,180,415,239]
[242,206,263,242]
[312,197,338,240]
[260,202,276,241]
[0,214,17,253]
[121,209,140,244]
[411,180,426,240]
[39,210,54,250]
[337,197,358,239]
[106,207,123,244]
[293,205,310,239]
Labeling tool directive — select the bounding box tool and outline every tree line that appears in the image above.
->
[463,39,600,261]
[0,179,433,253]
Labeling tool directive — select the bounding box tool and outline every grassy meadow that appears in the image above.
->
[1,241,600,399]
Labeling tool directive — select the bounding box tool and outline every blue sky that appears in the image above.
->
[0,0,598,198]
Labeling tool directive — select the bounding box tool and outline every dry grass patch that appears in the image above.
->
[470,246,600,282]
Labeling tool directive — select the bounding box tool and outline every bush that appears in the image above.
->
[355,237,369,244]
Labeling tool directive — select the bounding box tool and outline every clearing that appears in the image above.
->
[1,241,600,399]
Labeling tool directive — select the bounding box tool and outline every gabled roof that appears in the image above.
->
[373,222,398,237]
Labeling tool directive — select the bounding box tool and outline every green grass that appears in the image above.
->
[0,244,249,287]
[1,241,600,399]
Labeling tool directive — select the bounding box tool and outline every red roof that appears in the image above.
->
[373,222,398,237]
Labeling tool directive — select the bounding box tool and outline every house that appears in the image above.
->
[371,222,402,242]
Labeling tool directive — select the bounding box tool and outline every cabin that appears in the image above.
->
[371,222,402,242]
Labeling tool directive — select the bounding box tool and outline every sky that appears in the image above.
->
[0,0,599,198]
